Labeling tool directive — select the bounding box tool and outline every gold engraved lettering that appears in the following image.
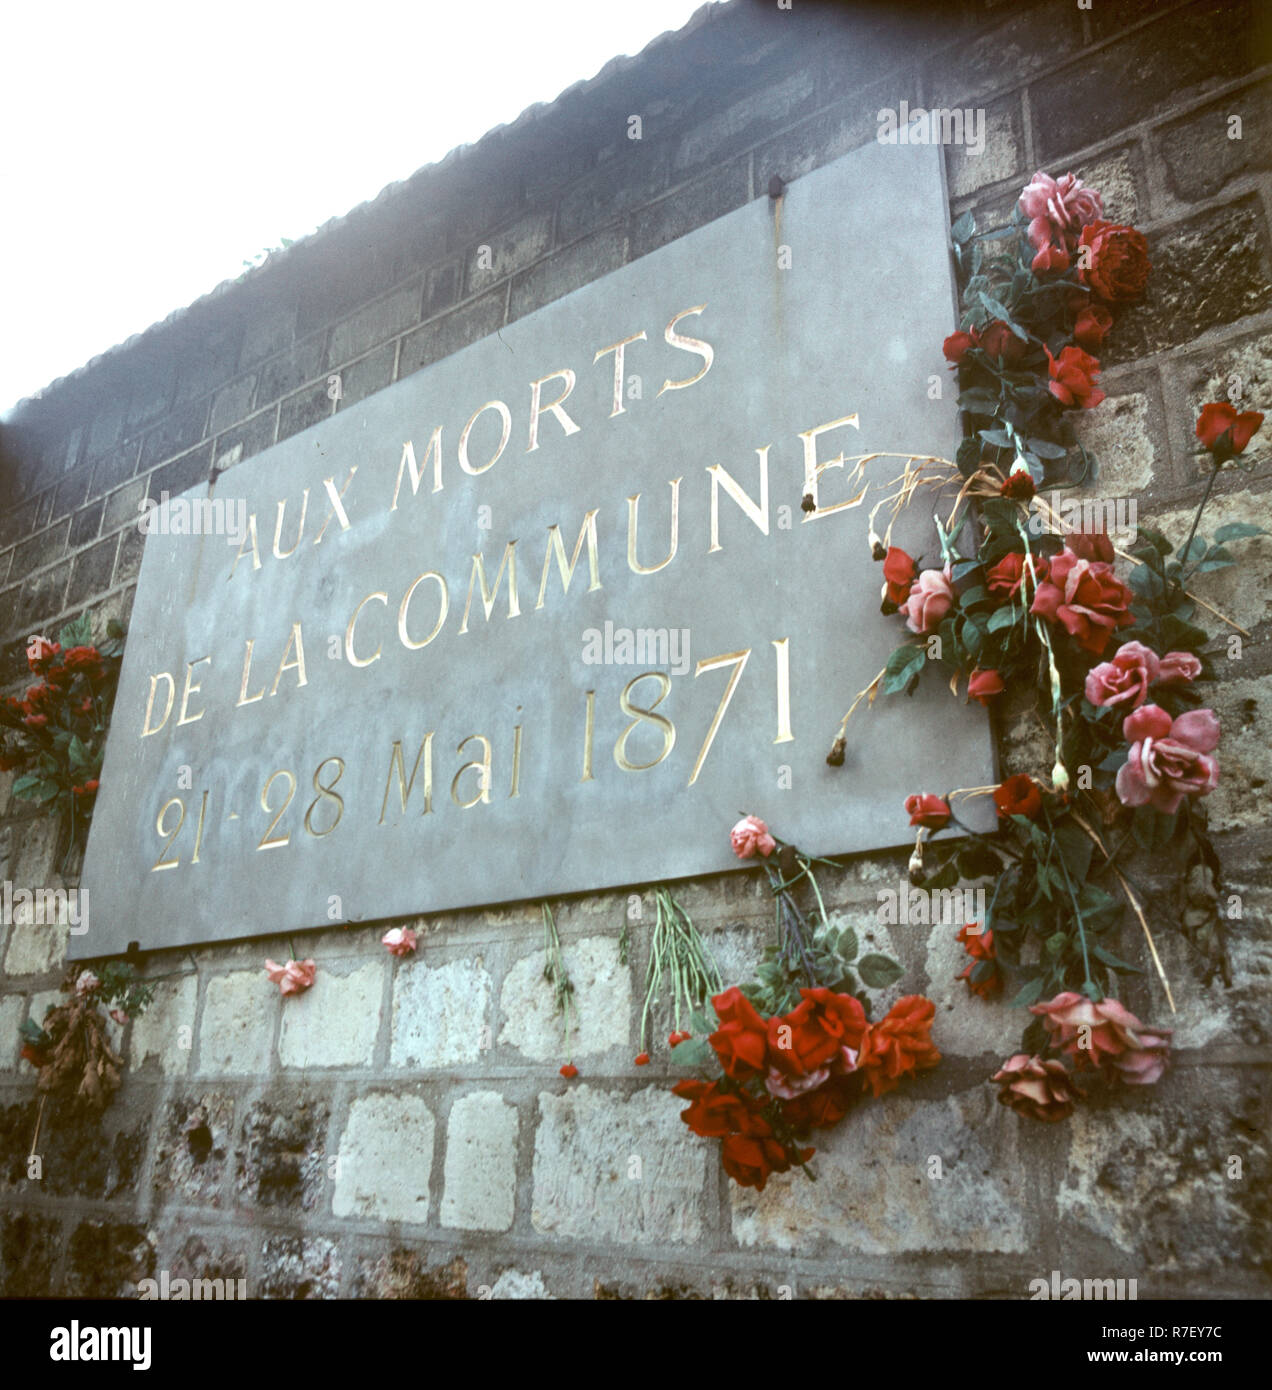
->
[536,511,601,610]
[658,305,713,395]
[176,657,211,726]
[270,621,308,695]
[527,369,581,452]
[392,429,445,509]
[398,572,449,650]
[141,672,176,736]
[458,543,519,633]
[273,490,310,559]
[451,735,493,808]
[799,413,863,519]
[258,770,296,850]
[379,736,435,823]
[593,331,647,418]
[237,640,266,707]
[458,400,512,475]
[346,594,388,667]
[614,672,675,772]
[707,447,770,554]
[626,479,681,575]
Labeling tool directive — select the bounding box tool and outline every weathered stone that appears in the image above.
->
[946,95,1025,200]
[1070,390,1159,494]
[441,1090,517,1232]
[158,1233,249,1296]
[488,1267,552,1299]
[500,936,629,1061]
[1176,330,1272,477]
[66,1220,156,1297]
[463,209,554,298]
[924,916,1024,1056]
[1108,199,1272,365]
[0,1212,60,1296]
[731,1086,1030,1254]
[128,973,197,1076]
[1158,82,1272,203]
[1057,1070,1271,1273]
[353,1249,467,1299]
[197,970,276,1075]
[332,1091,434,1223]
[236,1092,331,1211]
[151,1092,233,1206]
[532,1083,705,1243]
[260,1235,340,1299]
[0,994,23,1070]
[391,956,491,1068]
[278,958,382,1068]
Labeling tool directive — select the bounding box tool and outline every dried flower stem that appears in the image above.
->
[639,886,723,1050]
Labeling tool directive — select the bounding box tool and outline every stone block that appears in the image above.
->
[1106,198,1271,366]
[441,1090,517,1231]
[332,1091,434,1223]
[508,226,628,322]
[391,956,492,1068]
[236,1091,331,1211]
[278,958,382,1068]
[197,970,276,1075]
[499,936,629,1061]
[0,995,23,1069]
[946,94,1025,200]
[1175,329,1272,477]
[398,289,506,378]
[627,158,751,262]
[532,1083,705,1243]
[259,1235,340,1299]
[488,1268,552,1298]
[128,973,197,1076]
[208,375,257,436]
[326,282,422,368]
[1057,1069,1271,1274]
[462,209,554,298]
[1070,388,1160,494]
[731,1085,1030,1253]
[1158,81,1272,203]
[151,1092,232,1206]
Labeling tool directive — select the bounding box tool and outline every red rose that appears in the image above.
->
[1047,345,1104,410]
[634,1052,650,1066]
[1031,239,1070,274]
[1073,304,1114,352]
[1063,527,1114,563]
[993,774,1043,820]
[857,995,941,1098]
[1195,402,1263,461]
[63,645,105,679]
[943,330,976,366]
[20,1043,49,1068]
[1001,470,1036,500]
[956,924,1001,999]
[720,1133,813,1191]
[882,546,917,605]
[904,793,950,830]
[779,1074,859,1131]
[25,636,60,672]
[769,988,867,1079]
[967,668,1005,706]
[559,1063,578,1078]
[672,1079,769,1138]
[986,550,1045,603]
[23,714,48,729]
[707,986,770,1080]
[1029,552,1134,654]
[978,319,1028,364]
[1077,220,1150,301]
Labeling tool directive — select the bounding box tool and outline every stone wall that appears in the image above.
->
[1,0,1269,1299]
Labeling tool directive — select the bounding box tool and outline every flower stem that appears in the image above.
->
[1178,462,1221,583]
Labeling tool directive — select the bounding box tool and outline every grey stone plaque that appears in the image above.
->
[75,140,997,958]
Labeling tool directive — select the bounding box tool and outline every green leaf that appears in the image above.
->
[978,291,1029,341]
[957,387,1000,413]
[11,774,42,798]
[969,959,996,985]
[57,613,92,650]
[1213,522,1266,543]
[1136,526,1174,557]
[669,1038,712,1070]
[68,734,93,772]
[1198,547,1235,572]
[1011,976,1046,1008]
[1052,821,1093,882]
[881,643,926,696]
[838,926,859,963]
[1026,437,1068,460]
[951,211,976,245]
[1132,805,1177,852]
[1092,944,1142,974]
[857,954,904,989]
[986,605,1019,633]
[979,426,1014,449]
[1045,931,1068,958]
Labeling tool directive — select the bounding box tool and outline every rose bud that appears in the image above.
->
[826,735,846,767]
[801,492,816,513]
[559,1063,578,1078]
[634,1052,650,1066]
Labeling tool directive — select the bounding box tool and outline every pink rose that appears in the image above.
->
[1019,171,1104,242]
[265,958,317,996]
[967,668,1005,706]
[1084,640,1160,709]
[1030,552,1134,655]
[1115,705,1219,815]
[730,814,776,859]
[382,926,418,957]
[110,1008,130,1026]
[992,1054,1084,1122]
[899,565,954,635]
[1156,651,1202,686]
[763,1065,831,1100]
[75,970,100,996]
[1030,992,1171,1085]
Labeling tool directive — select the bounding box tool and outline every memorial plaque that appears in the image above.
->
[75,140,997,958]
